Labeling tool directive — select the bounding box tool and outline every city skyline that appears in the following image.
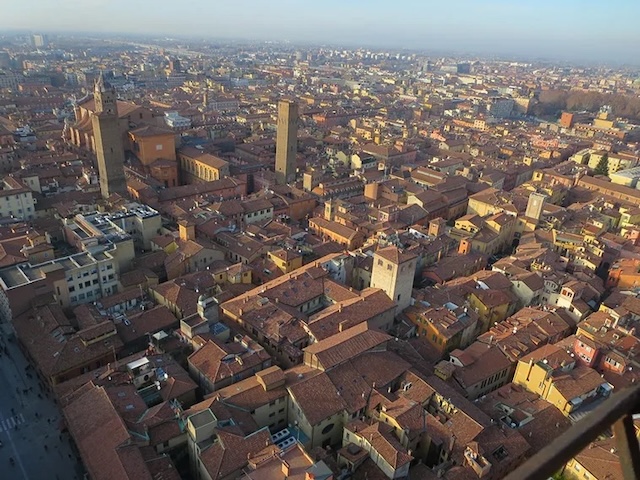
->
[2,0,640,64]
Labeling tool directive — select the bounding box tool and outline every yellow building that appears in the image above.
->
[177,146,230,184]
[467,289,513,333]
[209,262,252,284]
[619,207,640,230]
[513,344,608,417]
[561,439,624,480]
[405,305,478,354]
[454,212,516,257]
[268,248,303,274]
[308,217,364,250]
[467,188,508,217]
[518,182,565,205]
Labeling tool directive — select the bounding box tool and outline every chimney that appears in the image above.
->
[281,460,291,477]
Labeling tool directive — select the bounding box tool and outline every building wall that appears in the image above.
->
[343,427,411,478]
[251,395,288,431]
[468,293,510,334]
[462,364,513,400]
[513,360,592,416]
[308,219,364,250]
[56,256,120,308]
[467,197,501,217]
[179,155,230,184]
[0,189,36,220]
[562,459,599,480]
[287,394,343,449]
[509,280,541,308]
[242,207,273,225]
[131,133,176,166]
[269,252,303,274]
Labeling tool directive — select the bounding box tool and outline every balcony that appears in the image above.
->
[504,384,640,480]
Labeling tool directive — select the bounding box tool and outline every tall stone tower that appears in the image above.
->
[525,192,547,221]
[275,99,298,185]
[371,245,418,314]
[92,73,127,199]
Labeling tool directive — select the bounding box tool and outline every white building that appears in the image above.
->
[164,111,191,129]
[0,248,120,322]
[0,176,36,220]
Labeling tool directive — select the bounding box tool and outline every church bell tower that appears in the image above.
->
[92,72,127,198]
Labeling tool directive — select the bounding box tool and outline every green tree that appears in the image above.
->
[594,153,609,176]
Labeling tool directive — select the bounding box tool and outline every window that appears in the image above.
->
[377,259,383,266]
[321,423,334,435]
[387,263,392,270]
[69,286,75,292]
[156,144,163,151]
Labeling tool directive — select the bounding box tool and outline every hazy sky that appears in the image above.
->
[3,0,639,63]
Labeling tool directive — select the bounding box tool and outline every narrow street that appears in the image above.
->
[0,323,83,479]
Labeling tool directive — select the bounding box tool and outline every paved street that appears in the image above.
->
[0,323,83,479]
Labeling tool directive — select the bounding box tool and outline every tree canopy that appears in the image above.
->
[594,153,609,176]
[533,89,640,121]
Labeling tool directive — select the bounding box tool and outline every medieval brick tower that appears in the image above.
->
[275,99,298,185]
[92,73,127,198]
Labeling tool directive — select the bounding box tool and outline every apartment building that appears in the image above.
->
[513,343,611,417]
[0,176,36,220]
[0,248,120,321]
